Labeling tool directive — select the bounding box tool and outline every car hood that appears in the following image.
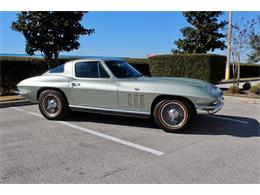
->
[138,76,210,88]
[121,76,222,99]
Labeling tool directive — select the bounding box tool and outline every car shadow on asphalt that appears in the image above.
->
[185,115,260,138]
[65,112,260,138]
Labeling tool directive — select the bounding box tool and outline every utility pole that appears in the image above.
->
[225,11,232,80]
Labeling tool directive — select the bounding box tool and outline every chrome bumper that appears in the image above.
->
[196,97,224,115]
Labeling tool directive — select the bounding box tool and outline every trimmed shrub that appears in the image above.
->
[0,56,47,95]
[148,54,226,83]
[229,85,240,94]
[250,83,260,95]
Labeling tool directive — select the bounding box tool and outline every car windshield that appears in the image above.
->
[105,60,143,78]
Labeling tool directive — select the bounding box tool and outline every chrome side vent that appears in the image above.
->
[128,94,132,107]
[134,94,138,107]
[140,95,145,108]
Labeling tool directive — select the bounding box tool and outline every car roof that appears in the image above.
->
[68,58,124,63]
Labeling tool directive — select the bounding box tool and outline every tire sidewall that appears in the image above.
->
[154,99,192,133]
[39,90,68,120]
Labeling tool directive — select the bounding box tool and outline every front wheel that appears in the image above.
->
[153,99,193,133]
[38,90,69,120]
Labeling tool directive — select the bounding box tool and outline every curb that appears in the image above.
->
[0,100,36,108]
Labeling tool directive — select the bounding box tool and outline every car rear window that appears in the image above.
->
[49,64,65,73]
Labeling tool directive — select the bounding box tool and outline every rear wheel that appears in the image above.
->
[38,90,69,120]
[153,99,193,133]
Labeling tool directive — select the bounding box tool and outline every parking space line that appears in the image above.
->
[205,115,249,124]
[11,107,165,156]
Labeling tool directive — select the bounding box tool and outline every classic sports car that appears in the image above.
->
[17,58,224,132]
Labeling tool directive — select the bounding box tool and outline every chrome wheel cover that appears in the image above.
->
[42,94,60,117]
[160,101,187,129]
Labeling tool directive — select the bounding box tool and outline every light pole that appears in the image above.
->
[225,11,232,80]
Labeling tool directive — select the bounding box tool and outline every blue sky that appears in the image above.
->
[0,11,259,60]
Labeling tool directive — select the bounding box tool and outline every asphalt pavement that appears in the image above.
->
[0,96,259,183]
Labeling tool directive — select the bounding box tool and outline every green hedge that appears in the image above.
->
[1,55,259,95]
[148,54,227,83]
[0,57,47,95]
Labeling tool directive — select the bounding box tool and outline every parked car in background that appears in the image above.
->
[17,58,224,132]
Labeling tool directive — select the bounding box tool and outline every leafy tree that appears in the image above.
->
[248,35,260,63]
[230,18,257,86]
[248,17,260,63]
[172,11,227,53]
[11,11,94,68]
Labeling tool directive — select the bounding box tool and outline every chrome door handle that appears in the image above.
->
[71,82,80,86]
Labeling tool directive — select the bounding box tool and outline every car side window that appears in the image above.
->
[75,61,109,78]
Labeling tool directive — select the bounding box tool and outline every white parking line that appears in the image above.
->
[206,115,249,124]
[12,107,165,156]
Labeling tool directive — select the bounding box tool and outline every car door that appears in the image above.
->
[69,61,118,109]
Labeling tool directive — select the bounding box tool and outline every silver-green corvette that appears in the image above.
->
[17,58,224,132]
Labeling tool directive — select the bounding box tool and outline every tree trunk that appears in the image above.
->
[54,52,59,67]
[44,56,51,70]
[232,53,236,86]
[236,52,241,87]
